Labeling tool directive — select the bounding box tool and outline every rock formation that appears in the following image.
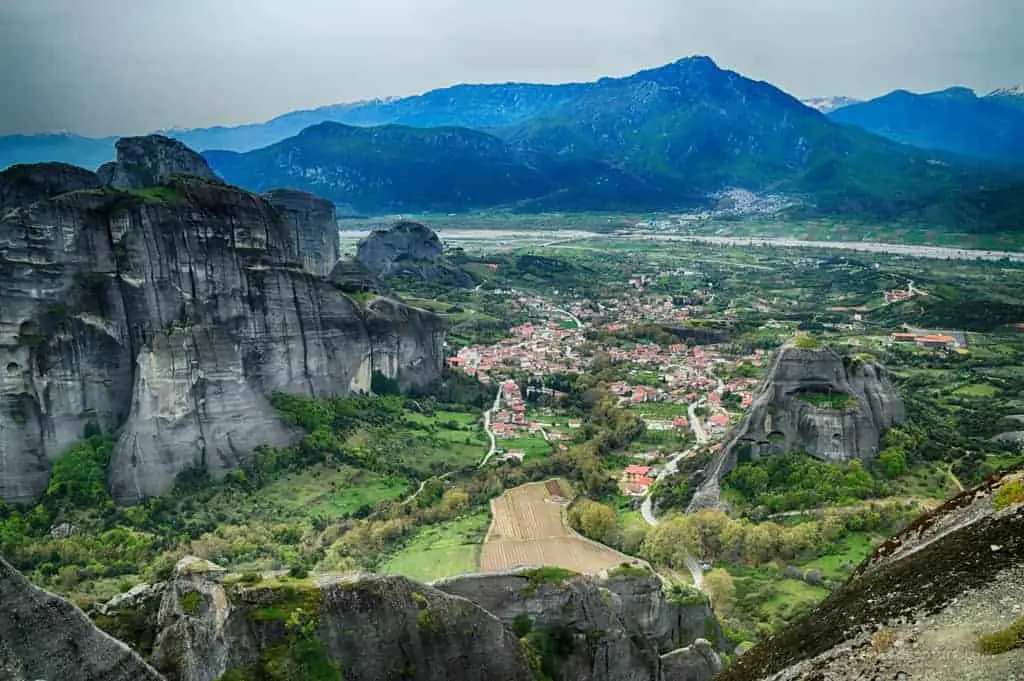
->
[150,558,535,681]
[435,568,723,681]
[356,220,475,289]
[329,256,391,295]
[0,136,444,504]
[98,135,219,190]
[688,345,904,511]
[263,188,339,276]
[0,161,102,217]
[0,555,165,681]
[717,468,1024,681]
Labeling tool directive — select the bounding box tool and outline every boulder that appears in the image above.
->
[659,639,723,681]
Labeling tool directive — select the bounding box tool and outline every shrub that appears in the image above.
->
[993,479,1024,510]
[794,336,821,349]
[179,591,202,615]
[976,618,1024,655]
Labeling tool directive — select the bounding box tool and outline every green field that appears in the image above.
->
[500,435,555,463]
[259,465,410,519]
[798,531,882,580]
[379,511,491,582]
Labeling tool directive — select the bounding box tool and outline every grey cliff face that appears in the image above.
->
[689,346,904,511]
[0,151,444,504]
[329,256,391,295]
[434,568,723,681]
[0,162,102,217]
[98,135,220,190]
[262,188,340,276]
[151,557,535,681]
[356,220,475,289]
[0,555,166,681]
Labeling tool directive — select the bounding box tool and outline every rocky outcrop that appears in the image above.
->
[0,161,102,217]
[151,558,534,681]
[717,468,1024,681]
[0,555,166,681]
[329,256,391,295]
[356,220,474,289]
[434,568,723,681]
[262,188,339,276]
[689,345,904,511]
[0,140,444,504]
[659,639,723,681]
[98,135,219,190]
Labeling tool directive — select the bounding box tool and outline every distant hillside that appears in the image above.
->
[205,57,1024,227]
[829,87,1024,165]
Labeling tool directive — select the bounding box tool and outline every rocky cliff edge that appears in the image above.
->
[717,467,1024,681]
[0,136,444,504]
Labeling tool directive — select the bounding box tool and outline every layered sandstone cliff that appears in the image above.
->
[0,136,444,504]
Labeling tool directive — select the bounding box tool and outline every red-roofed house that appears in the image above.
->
[708,414,730,430]
[624,465,652,481]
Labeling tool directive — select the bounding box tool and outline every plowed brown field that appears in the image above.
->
[480,480,635,574]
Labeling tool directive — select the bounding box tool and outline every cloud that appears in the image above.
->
[0,0,1020,136]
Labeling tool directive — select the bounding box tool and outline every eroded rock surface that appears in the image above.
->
[263,188,339,276]
[690,346,904,511]
[435,568,723,681]
[356,220,474,289]
[0,555,166,681]
[151,558,534,681]
[0,141,443,504]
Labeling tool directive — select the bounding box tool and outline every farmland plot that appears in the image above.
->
[480,480,637,574]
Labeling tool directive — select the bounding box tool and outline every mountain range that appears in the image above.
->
[827,86,1024,165]
[2,57,1023,227]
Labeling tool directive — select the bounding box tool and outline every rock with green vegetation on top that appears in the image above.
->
[150,557,534,681]
[688,345,904,511]
[434,567,724,681]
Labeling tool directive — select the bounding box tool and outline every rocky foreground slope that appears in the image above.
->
[689,345,904,511]
[0,135,444,504]
[0,555,724,681]
[718,467,1024,681]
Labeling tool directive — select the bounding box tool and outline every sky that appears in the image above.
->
[0,0,1021,137]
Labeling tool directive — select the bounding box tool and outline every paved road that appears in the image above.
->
[552,306,583,328]
[478,385,503,467]
[634,234,1024,262]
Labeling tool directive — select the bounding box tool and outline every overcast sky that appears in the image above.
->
[1,0,1021,137]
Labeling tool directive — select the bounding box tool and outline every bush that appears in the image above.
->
[794,336,821,349]
[993,479,1024,510]
[976,618,1024,655]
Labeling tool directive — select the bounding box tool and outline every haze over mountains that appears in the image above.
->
[2,56,1023,226]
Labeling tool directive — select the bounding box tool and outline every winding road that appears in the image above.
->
[478,385,503,467]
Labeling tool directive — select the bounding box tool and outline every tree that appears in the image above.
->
[569,500,617,544]
[878,447,908,479]
[703,568,735,616]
